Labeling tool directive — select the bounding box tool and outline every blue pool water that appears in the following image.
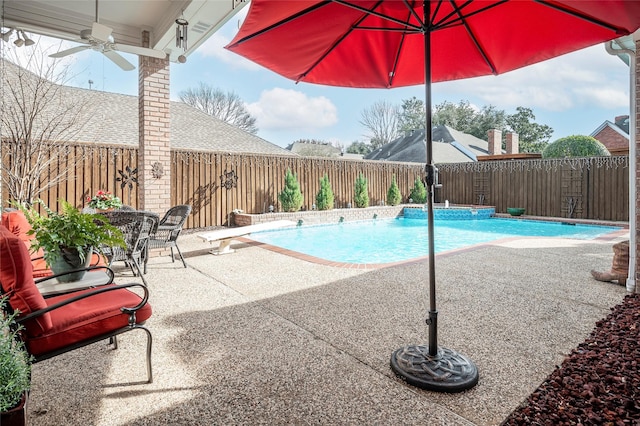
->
[248,217,621,264]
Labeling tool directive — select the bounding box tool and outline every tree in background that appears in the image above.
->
[359,100,400,149]
[315,175,335,210]
[505,107,553,153]
[346,141,373,155]
[179,82,258,134]
[466,105,506,140]
[432,100,476,133]
[1,47,92,204]
[409,176,427,203]
[278,169,304,212]
[386,175,401,206]
[542,135,610,158]
[397,96,426,134]
[353,173,369,208]
[432,101,506,140]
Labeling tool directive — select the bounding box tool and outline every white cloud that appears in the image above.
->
[247,88,338,131]
[437,45,630,112]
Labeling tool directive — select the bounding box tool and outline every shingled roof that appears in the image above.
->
[364,125,489,164]
[1,60,294,156]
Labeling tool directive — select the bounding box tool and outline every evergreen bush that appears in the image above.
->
[353,173,369,208]
[278,169,304,212]
[316,175,335,210]
[542,135,610,158]
[409,176,427,203]
[387,175,402,206]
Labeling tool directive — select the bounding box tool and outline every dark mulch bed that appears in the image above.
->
[503,293,640,425]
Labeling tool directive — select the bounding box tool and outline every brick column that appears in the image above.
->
[487,129,502,155]
[506,132,519,154]
[138,30,170,214]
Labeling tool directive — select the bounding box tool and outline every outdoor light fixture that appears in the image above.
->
[21,30,34,46]
[13,31,23,47]
[1,28,34,47]
[1,28,13,42]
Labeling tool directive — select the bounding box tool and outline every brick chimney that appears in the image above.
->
[487,129,502,155]
[506,132,519,154]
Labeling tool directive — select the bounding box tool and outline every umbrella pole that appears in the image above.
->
[390,0,478,392]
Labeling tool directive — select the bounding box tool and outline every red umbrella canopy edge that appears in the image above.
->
[226,0,640,89]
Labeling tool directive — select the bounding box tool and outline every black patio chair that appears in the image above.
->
[99,211,159,286]
[144,205,192,273]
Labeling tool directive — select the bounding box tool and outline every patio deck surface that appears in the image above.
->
[27,229,629,425]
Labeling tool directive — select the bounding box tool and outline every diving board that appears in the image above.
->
[197,220,296,255]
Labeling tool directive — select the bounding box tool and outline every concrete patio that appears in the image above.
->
[27,230,629,425]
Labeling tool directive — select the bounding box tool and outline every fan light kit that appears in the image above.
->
[47,0,166,71]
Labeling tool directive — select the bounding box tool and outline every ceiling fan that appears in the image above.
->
[48,0,166,71]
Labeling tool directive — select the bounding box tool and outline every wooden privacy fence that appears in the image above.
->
[172,150,423,228]
[438,156,629,221]
[2,141,630,227]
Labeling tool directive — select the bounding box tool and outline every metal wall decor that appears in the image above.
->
[117,166,138,190]
[151,161,164,179]
[220,169,238,190]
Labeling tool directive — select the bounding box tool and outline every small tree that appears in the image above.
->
[179,82,258,134]
[353,173,369,208]
[387,175,401,206]
[278,169,303,212]
[1,47,92,204]
[542,135,610,158]
[408,176,427,203]
[316,175,334,210]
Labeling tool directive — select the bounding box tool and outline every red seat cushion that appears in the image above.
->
[1,210,107,278]
[0,225,53,336]
[25,285,152,357]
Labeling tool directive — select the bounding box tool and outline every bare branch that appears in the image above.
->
[1,42,93,204]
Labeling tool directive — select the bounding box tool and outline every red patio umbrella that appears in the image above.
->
[226,0,640,392]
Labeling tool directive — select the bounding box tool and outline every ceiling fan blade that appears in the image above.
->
[103,50,135,71]
[49,45,90,58]
[91,22,112,42]
[114,44,166,59]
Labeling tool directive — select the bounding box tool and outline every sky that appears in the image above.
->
[13,7,634,150]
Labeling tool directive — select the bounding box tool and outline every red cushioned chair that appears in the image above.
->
[0,225,153,383]
[1,209,106,278]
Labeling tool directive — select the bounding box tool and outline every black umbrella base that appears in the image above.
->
[390,345,479,392]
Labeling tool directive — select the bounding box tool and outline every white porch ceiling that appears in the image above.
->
[1,0,247,62]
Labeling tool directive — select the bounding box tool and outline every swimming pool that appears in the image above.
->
[247,217,621,264]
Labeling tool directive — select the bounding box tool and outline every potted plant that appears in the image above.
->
[0,297,31,426]
[16,199,125,282]
[86,190,123,211]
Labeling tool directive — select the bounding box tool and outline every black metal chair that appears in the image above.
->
[145,205,192,273]
[99,211,159,286]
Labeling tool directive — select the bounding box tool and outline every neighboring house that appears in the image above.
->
[286,141,342,157]
[364,125,489,163]
[1,61,293,156]
[590,115,629,155]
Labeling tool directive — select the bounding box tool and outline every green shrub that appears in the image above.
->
[353,173,369,208]
[542,135,610,158]
[409,176,427,203]
[278,169,304,212]
[316,175,334,210]
[0,297,31,412]
[387,175,401,206]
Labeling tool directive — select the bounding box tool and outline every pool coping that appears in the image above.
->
[239,216,629,269]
